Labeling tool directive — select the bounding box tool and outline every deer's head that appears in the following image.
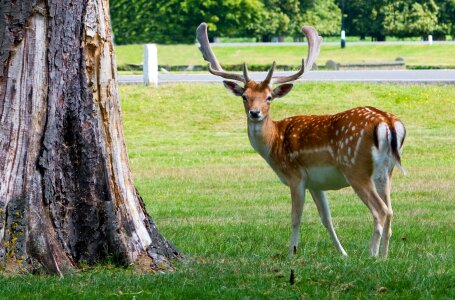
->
[196,23,322,122]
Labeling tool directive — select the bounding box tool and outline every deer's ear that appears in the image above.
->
[272,84,294,99]
[223,81,244,96]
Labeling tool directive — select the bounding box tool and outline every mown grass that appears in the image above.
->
[1,83,455,299]
[114,43,455,68]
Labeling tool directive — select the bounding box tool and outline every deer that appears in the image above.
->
[196,23,406,258]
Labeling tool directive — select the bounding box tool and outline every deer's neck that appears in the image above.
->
[247,116,277,160]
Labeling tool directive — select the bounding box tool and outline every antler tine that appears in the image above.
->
[207,63,249,82]
[271,26,322,85]
[243,63,251,83]
[196,23,245,82]
[271,59,305,85]
[262,61,276,86]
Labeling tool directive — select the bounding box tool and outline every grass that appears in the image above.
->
[114,43,455,69]
[2,83,455,298]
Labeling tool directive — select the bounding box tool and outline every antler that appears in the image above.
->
[196,23,247,82]
[196,23,321,85]
[262,61,276,86]
[271,26,322,85]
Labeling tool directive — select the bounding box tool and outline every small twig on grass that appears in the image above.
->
[290,269,295,285]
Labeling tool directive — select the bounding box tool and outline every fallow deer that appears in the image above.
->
[196,23,406,257]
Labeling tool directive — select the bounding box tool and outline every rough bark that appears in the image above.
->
[0,0,179,275]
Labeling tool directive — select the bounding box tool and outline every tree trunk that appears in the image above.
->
[373,34,386,42]
[261,34,271,42]
[0,0,179,275]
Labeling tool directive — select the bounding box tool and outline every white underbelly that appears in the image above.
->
[304,166,349,190]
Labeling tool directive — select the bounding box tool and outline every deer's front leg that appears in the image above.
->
[289,181,306,256]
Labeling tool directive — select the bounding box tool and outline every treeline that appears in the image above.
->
[342,0,455,41]
[109,0,455,45]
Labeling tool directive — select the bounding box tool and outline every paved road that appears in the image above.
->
[119,70,455,84]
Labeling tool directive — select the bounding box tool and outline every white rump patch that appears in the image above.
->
[375,123,390,152]
[371,123,394,177]
[394,121,405,152]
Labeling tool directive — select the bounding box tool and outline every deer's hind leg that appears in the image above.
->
[348,178,392,257]
[373,170,393,257]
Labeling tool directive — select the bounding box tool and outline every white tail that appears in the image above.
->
[197,23,406,258]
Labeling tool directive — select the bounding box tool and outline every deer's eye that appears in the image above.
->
[266,95,273,102]
[242,95,248,102]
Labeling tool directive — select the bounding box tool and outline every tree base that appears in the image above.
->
[0,0,180,275]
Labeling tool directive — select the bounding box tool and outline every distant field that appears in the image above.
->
[115,43,455,69]
[2,83,455,298]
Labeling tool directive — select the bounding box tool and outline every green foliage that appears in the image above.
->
[339,0,454,40]
[340,0,388,41]
[248,10,291,41]
[300,0,341,36]
[383,0,439,38]
[110,0,341,44]
[109,0,156,44]
[1,83,455,298]
[110,0,264,44]
[110,0,455,44]
[435,0,455,37]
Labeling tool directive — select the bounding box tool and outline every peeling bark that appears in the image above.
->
[0,0,179,275]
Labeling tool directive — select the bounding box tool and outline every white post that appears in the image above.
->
[143,44,158,86]
[341,30,346,48]
[428,35,433,45]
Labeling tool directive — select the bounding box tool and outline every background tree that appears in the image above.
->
[299,0,341,37]
[247,0,340,42]
[246,9,291,42]
[0,0,179,274]
[435,0,455,39]
[338,0,388,41]
[110,0,454,44]
[383,0,439,39]
[339,0,450,40]
[110,0,264,44]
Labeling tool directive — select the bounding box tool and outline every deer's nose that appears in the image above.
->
[249,109,261,119]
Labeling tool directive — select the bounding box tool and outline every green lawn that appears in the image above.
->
[2,83,455,298]
[115,43,455,68]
